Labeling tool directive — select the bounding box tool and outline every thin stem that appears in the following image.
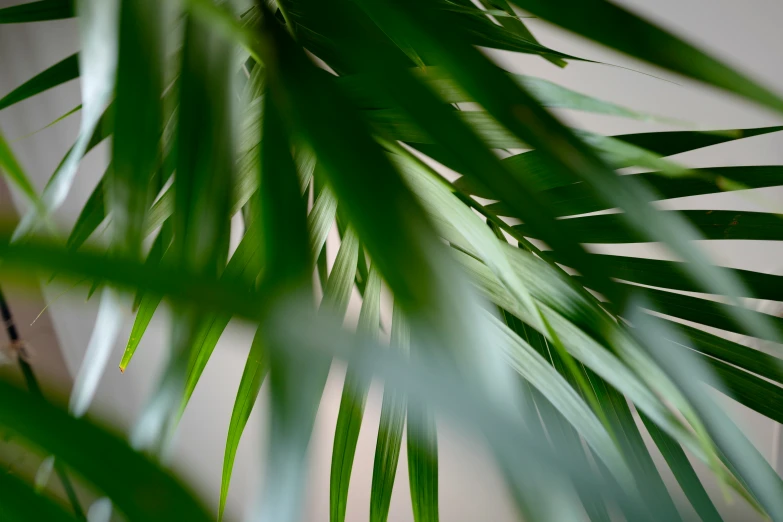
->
[0,287,86,520]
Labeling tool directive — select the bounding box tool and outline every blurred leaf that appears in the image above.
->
[0,459,77,522]
[0,53,79,111]
[69,287,124,417]
[308,180,338,258]
[509,0,783,113]
[86,498,112,522]
[330,266,382,522]
[14,0,118,240]
[340,67,666,121]
[0,0,74,23]
[110,0,164,257]
[132,9,235,453]
[34,455,56,492]
[0,379,212,521]
[629,304,783,520]
[253,88,316,522]
[370,302,409,522]
[219,326,268,522]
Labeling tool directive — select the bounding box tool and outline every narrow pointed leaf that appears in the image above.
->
[0,53,79,111]
[0,0,74,23]
[0,128,40,206]
[509,0,783,113]
[639,411,723,522]
[14,0,118,240]
[370,303,409,522]
[330,267,382,522]
[219,326,269,521]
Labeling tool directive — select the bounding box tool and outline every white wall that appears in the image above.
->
[0,0,781,520]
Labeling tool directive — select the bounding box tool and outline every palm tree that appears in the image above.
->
[0,0,782,520]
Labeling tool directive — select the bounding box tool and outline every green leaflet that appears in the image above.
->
[685,348,783,426]
[219,326,269,521]
[0,53,79,111]
[330,267,382,522]
[14,0,118,240]
[340,67,658,120]
[407,402,439,522]
[268,298,661,520]
[252,85,317,522]
[0,456,77,522]
[179,219,265,411]
[518,166,783,218]
[0,379,211,521]
[0,128,40,207]
[679,324,783,386]
[639,411,724,522]
[503,315,611,522]
[66,170,108,250]
[132,10,236,453]
[508,0,783,113]
[309,181,338,258]
[370,303,409,522]
[513,210,783,244]
[568,253,783,301]
[586,368,682,522]
[642,285,783,343]
[120,291,162,371]
[0,0,74,23]
[629,306,783,520]
[111,0,165,258]
[119,224,171,370]
[490,313,629,484]
[450,248,711,465]
[390,147,626,481]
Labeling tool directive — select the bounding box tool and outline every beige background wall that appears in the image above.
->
[1,0,782,520]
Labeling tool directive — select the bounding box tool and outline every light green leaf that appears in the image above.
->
[219,326,268,521]
[0,128,40,207]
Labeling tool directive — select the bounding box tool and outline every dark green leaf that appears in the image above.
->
[0,379,211,522]
[509,0,783,113]
[640,411,724,522]
[0,53,78,111]
[513,210,783,244]
[111,0,164,257]
[0,457,78,522]
[0,0,74,24]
